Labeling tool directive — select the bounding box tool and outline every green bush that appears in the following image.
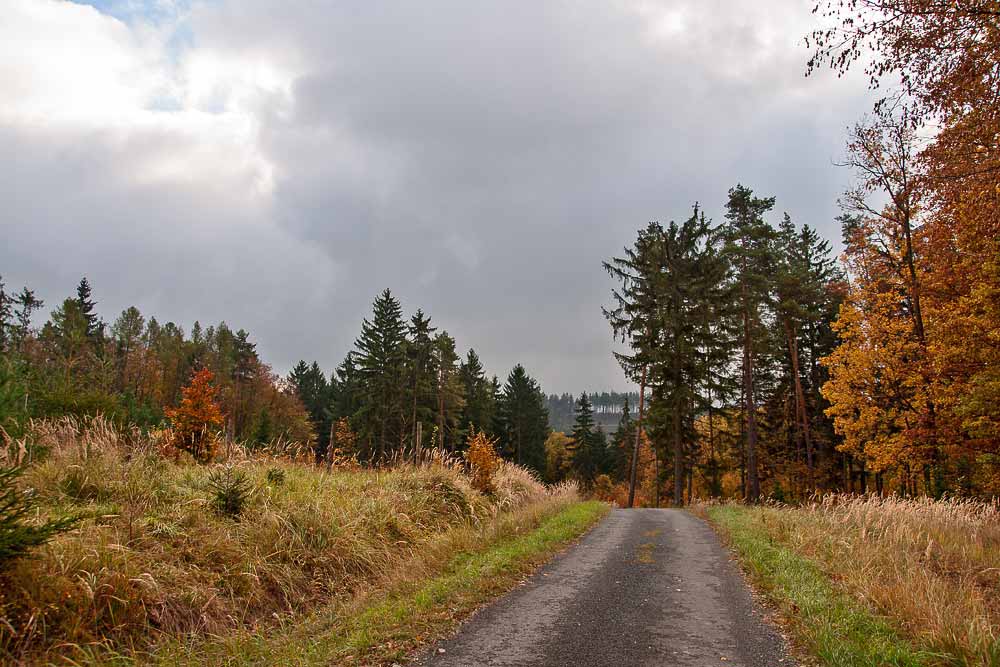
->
[0,465,78,568]
[265,467,285,486]
[207,466,253,518]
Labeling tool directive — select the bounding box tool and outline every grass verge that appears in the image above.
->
[153,499,608,666]
[706,505,936,667]
[1,416,602,665]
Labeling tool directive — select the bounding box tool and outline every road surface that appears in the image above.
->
[415,508,794,667]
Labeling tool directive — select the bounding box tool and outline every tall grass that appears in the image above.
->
[0,417,578,664]
[711,495,1000,666]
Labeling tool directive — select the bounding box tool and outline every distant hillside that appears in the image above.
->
[546,391,641,434]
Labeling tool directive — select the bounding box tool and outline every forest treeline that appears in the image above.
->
[604,0,1000,503]
[0,277,636,487]
[0,284,552,472]
[546,392,639,433]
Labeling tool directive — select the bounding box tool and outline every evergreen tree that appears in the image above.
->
[111,306,145,394]
[289,360,331,457]
[0,276,10,354]
[653,208,729,506]
[331,352,363,453]
[12,288,43,352]
[497,364,549,474]
[459,349,496,439]
[773,215,844,488]
[406,309,437,452]
[720,185,777,502]
[571,393,601,488]
[610,397,634,481]
[432,331,465,451]
[75,277,101,341]
[353,289,408,461]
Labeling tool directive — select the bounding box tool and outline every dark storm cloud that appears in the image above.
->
[1,0,873,392]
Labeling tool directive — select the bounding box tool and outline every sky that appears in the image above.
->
[1,0,875,394]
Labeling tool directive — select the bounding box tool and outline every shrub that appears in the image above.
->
[207,466,253,518]
[326,418,357,468]
[165,369,224,463]
[592,474,614,500]
[465,431,501,494]
[0,465,78,569]
[265,467,285,486]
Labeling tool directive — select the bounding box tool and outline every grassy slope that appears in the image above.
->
[1,417,607,666]
[156,500,608,666]
[707,505,932,667]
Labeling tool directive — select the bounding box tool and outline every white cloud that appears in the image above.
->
[0,0,874,391]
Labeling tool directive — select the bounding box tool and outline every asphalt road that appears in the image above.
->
[415,508,794,667]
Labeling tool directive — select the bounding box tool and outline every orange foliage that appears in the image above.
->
[326,418,358,468]
[811,0,1000,496]
[165,369,224,463]
[465,430,501,494]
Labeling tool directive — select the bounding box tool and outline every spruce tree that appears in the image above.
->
[0,276,10,354]
[459,349,495,439]
[331,352,363,450]
[610,398,634,481]
[353,289,408,461]
[111,306,145,393]
[75,277,101,340]
[720,185,777,502]
[497,364,549,474]
[432,331,465,450]
[289,360,331,457]
[654,208,729,506]
[12,288,43,352]
[406,309,437,453]
[571,393,600,488]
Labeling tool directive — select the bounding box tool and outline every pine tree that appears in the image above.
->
[0,276,10,354]
[288,360,331,457]
[774,215,844,489]
[353,289,408,461]
[459,349,495,439]
[406,309,437,453]
[571,393,601,488]
[721,185,777,502]
[650,209,729,506]
[604,221,663,506]
[610,398,634,481]
[12,288,43,352]
[433,331,465,451]
[111,306,145,394]
[75,277,101,341]
[497,364,549,474]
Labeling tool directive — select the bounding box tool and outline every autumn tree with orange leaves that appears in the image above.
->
[166,369,224,463]
[811,0,1000,495]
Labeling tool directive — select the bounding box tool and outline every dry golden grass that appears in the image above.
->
[728,495,1000,666]
[0,417,578,665]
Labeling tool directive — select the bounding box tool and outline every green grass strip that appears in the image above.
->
[156,500,608,667]
[707,506,937,667]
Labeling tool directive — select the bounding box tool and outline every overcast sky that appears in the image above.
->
[1,0,874,393]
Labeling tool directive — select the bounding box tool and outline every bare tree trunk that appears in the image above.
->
[414,421,422,465]
[653,447,660,508]
[785,320,814,488]
[673,364,683,506]
[708,394,719,497]
[743,295,761,503]
[627,366,647,508]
